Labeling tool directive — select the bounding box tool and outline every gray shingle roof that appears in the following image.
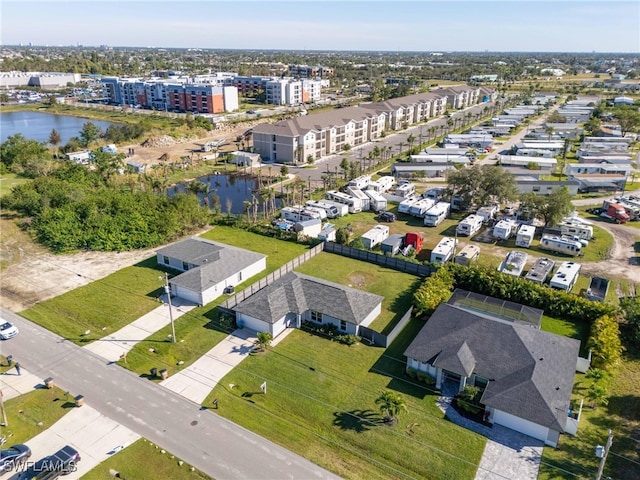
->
[157,238,266,293]
[233,271,383,325]
[404,300,580,432]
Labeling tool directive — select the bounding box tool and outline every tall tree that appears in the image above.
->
[615,107,640,137]
[79,121,101,148]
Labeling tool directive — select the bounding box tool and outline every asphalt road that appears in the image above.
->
[0,307,341,480]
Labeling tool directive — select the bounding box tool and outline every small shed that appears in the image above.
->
[295,218,322,238]
[318,224,336,242]
[381,234,404,256]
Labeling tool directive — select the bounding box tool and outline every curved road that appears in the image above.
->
[0,307,341,480]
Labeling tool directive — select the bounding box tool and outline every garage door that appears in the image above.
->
[238,313,272,335]
[492,409,550,443]
[174,285,201,305]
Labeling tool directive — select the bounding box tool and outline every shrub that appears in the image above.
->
[406,367,418,379]
[457,385,482,415]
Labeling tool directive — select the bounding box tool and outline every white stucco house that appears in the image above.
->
[232,271,383,338]
[404,290,581,447]
[156,237,267,306]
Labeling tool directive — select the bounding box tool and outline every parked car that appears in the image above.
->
[378,212,396,223]
[503,206,516,216]
[0,321,19,340]
[18,445,80,480]
[0,445,31,472]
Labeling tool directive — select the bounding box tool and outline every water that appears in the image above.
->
[0,111,116,144]
[168,173,282,214]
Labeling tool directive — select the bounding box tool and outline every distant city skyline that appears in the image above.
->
[2,0,639,53]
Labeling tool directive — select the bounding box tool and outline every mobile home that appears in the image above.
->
[457,214,484,236]
[305,200,340,219]
[281,206,323,222]
[430,237,457,264]
[398,196,421,214]
[515,224,536,248]
[549,261,581,291]
[409,198,435,218]
[423,202,451,227]
[346,186,371,211]
[539,235,582,257]
[498,251,528,277]
[322,200,349,217]
[326,190,362,213]
[364,190,388,212]
[381,234,404,256]
[348,175,372,190]
[525,257,555,284]
[454,244,480,265]
[493,220,517,240]
[361,225,390,249]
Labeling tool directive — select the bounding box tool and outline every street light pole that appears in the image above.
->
[595,429,613,480]
[163,273,176,343]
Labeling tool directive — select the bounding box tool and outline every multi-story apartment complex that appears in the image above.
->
[359,92,449,130]
[287,64,334,78]
[265,78,321,105]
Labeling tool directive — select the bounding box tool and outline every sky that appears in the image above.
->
[2,0,639,53]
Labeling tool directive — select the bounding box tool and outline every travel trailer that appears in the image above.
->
[302,205,328,220]
[515,225,536,248]
[348,175,372,190]
[322,200,349,217]
[306,200,340,219]
[430,237,457,264]
[454,244,480,265]
[361,225,390,249]
[557,221,593,241]
[525,257,555,284]
[423,202,451,227]
[409,198,435,218]
[367,176,395,193]
[398,196,421,214]
[493,220,517,240]
[395,182,416,199]
[325,190,362,213]
[550,261,581,291]
[346,186,371,211]
[364,190,388,212]
[281,206,323,222]
[476,205,499,223]
[457,214,484,236]
[539,235,582,257]
[498,251,528,277]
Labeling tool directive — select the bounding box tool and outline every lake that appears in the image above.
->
[0,111,116,144]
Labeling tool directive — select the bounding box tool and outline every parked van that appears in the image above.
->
[423,202,451,227]
[515,224,536,248]
[430,237,457,264]
[539,235,582,256]
[454,244,480,265]
[457,214,484,236]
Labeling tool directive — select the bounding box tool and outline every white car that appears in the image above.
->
[0,321,19,340]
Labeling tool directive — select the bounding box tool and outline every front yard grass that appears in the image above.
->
[81,438,211,480]
[204,321,486,480]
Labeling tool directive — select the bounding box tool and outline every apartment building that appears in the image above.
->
[359,92,448,130]
[287,64,334,78]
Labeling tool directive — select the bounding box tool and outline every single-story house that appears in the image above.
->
[233,271,383,338]
[516,179,580,196]
[404,290,580,446]
[229,151,262,167]
[156,237,267,305]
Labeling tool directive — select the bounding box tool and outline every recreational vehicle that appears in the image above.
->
[409,198,435,218]
[361,225,390,249]
[398,196,421,214]
[457,214,484,236]
[498,251,528,277]
[549,261,581,291]
[423,187,446,201]
[302,205,328,220]
[367,176,395,193]
[525,257,555,284]
[318,224,336,242]
[454,244,480,265]
[423,202,451,227]
[493,220,517,240]
[348,175,372,190]
[395,182,416,199]
[281,206,323,222]
[364,190,388,212]
[325,191,362,213]
[430,237,457,264]
[381,234,405,256]
[322,200,349,217]
[306,200,340,219]
[515,225,536,248]
[539,235,582,256]
[346,187,371,211]
[476,205,499,223]
[557,221,593,241]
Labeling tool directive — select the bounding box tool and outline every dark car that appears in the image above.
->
[18,445,80,480]
[378,212,396,223]
[0,444,31,472]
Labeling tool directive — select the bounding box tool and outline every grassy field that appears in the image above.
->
[203,322,486,480]
[81,438,211,480]
[0,172,30,198]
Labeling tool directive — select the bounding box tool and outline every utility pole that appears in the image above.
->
[595,429,613,480]
[163,273,177,343]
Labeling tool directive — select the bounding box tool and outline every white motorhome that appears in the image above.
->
[395,182,416,199]
[550,261,581,291]
[454,244,480,265]
[367,176,395,193]
[423,202,451,227]
[302,205,327,220]
[515,224,536,248]
[325,190,362,213]
[430,237,457,264]
[281,206,323,222]
[539,235,582,257]
[409,198,435,218]
[364,190,388,212]
[361,225,390,249]
[457,214,484,236]
[398,196,421,214]
[423,187,446,201]
[348,175,372,190]
[306,200,340,219]
[322,200,349,217]
[557,221,593,241]
[493,220,517,240]
[346,187,371,211]
[498,251,528,277]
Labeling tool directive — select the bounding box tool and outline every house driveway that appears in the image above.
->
[161,327,294,404]
[437,382,543,480]
[83,294,197,362]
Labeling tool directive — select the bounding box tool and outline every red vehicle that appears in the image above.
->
[601,201,630,224]
[405,232,424,253]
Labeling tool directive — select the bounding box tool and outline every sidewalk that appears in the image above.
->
[0,368,44,401]
[161,327,294,404]
[83,294,197,362]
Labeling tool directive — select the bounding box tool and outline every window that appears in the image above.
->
[310,310,322,323]
[182,261,189,270]
[163,256,170,265]
[340,320,347,331]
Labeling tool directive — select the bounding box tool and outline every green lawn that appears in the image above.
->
[540,315,591,357]
[0,172,30,198]
[81,438,211,480]
[295,252,422,334]
[203,322,486,480]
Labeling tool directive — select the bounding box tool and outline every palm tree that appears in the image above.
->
[407,134,415,152]
[254,332,273,352]
[375,390,408,425]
